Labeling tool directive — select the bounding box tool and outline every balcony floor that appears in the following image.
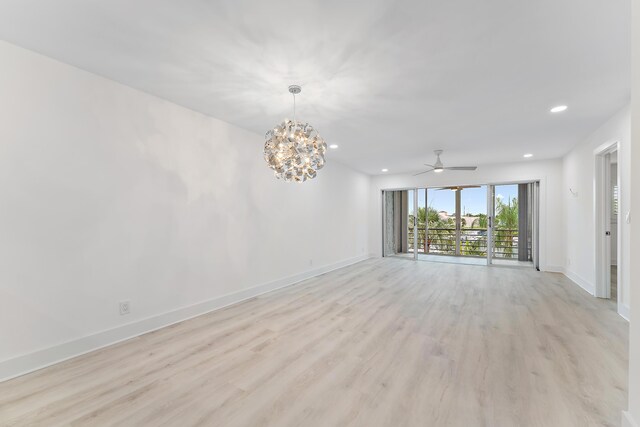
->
[420,254,487,266]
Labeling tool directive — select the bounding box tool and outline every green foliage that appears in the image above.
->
[475,214,487,229]
[460,238,486,256]
[408,196,519,259]
[413,206,449,227]
[424,206,454,253]
[494,197,518,258]
[496,197,518,229]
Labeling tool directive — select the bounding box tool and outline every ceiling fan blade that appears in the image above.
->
[436,185,482,191]
[413,169,434,176]
[423,164,435,168]
[444,166,478,171]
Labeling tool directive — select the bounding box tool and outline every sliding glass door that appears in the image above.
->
[383,182,539,269]
[491,184,519,260]
[459,186,488,257]
[423,186,488,261]
[487,182,539,268]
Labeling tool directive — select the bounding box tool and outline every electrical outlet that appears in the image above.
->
[119,301,131,315]
[309,259,313,266]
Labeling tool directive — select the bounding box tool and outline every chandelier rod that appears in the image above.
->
[288,84,301,127]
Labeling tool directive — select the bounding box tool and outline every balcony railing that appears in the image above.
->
[408,226,520,259]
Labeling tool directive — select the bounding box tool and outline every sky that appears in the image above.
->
[408,184,519,215]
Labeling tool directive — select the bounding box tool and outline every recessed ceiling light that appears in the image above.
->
[329,144,339,149]
[550,105,568,113]
[523,153,533,158]
[381,168,388,172]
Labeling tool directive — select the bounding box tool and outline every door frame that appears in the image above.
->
[412,189,419,260]
[486,181,540,267]
[487,185,495,265]
[594,141,621,299]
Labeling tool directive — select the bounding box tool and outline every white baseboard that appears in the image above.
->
[542,265,564,273]
[0,255,370,383]
[560,269,628,321]
[618,303,630,321]
[623,411,639,427]
[563,268,595,296]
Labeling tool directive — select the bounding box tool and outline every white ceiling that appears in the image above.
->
[0,0,630,175]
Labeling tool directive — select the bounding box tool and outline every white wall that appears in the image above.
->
[625,1,639,425]
[368,159,565,272]
[562,105,631,314]
[0,41,370,380]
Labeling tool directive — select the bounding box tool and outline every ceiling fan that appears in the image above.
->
[414,150,478,176]
[436,185,481,191]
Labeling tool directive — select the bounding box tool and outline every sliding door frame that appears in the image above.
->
[486,180,541,267]
[532,182,540,271]
[413,189,419,260]
[487,185,495,265]
[382,179,542,269]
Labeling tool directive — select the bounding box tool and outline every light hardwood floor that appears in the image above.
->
[0,258,629,426]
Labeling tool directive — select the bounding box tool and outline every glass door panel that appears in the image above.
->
[487,183,538,267]
[425,188,456,255]
[459,186,488,258]
[491,184,519,260]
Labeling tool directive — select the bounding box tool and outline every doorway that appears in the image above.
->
[595,143,619,301]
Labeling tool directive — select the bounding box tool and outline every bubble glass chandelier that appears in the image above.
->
[264,85,327,182]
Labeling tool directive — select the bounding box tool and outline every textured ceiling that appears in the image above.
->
[0,0,630,174]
